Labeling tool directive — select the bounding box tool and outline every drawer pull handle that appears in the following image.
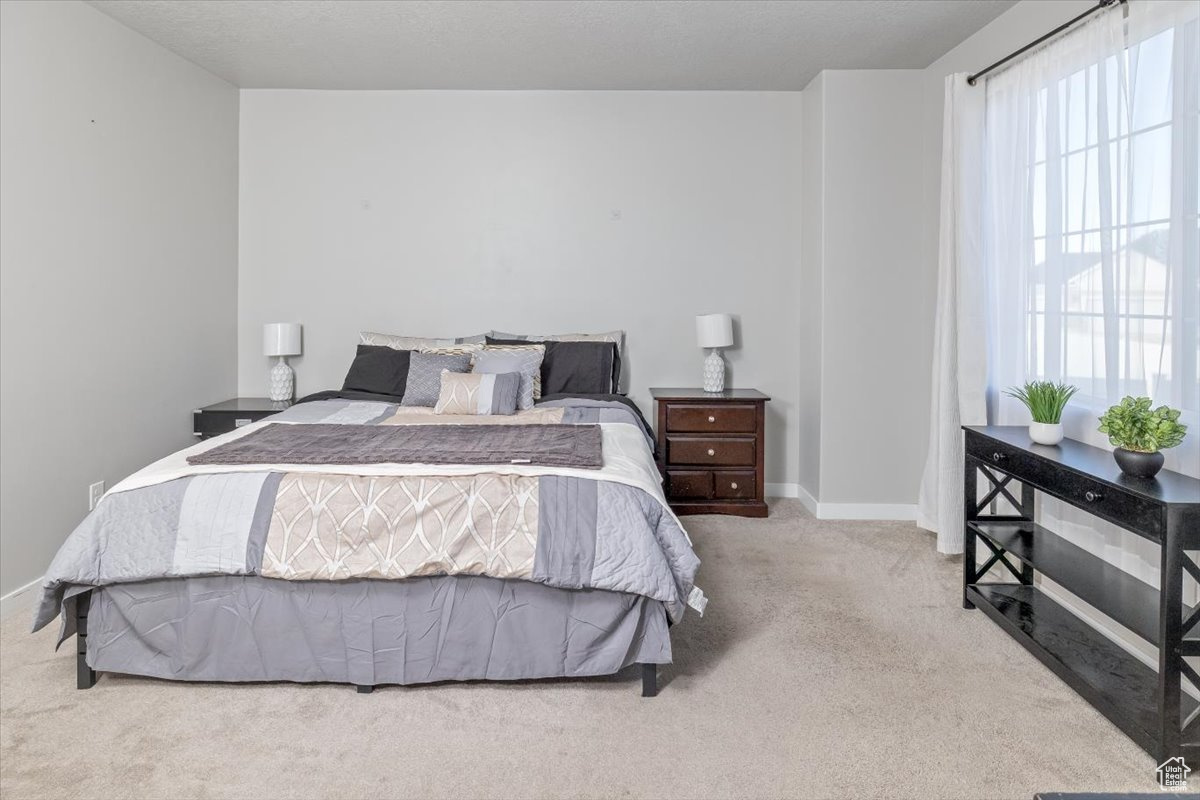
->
[992,452,1006,463]
[730,482,738,490]
[708,416,716,423]
[1085,490,1103,502]
[707,448,716,457]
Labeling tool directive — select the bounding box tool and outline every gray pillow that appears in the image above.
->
[401,352,472,406]
[472,346,545,410]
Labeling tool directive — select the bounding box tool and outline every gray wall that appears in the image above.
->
[794,1,1097,512]
[819,70,928,505]
[237,90,804,488]
[798,70,928,509]
[798,75,825,500]
[0,0,239,598]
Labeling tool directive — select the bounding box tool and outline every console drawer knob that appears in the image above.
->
[708,416,716,423]
[1085,490,1103,502]
[730,482,738,490]
[707,448,716,456]
[992,452,1006,463]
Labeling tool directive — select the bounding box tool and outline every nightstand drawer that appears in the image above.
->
[713,471,756,499]
[666,470,713,499]
[666,436,756,467]
[666,404,757,433]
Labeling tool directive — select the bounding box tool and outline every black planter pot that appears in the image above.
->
[1113,447,1165,479]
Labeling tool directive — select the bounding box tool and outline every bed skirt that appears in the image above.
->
[84,574,670,686]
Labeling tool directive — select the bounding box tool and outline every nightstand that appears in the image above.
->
[651,388,770,518]
[193,398,291,440]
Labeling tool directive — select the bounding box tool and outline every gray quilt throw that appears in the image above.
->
[187,422,604,469]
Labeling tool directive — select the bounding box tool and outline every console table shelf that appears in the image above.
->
[968,584,1199,757]
[968,520,1187,645]
[963,425,1200,764]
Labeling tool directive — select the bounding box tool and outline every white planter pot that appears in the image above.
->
[1029,421,1063,446]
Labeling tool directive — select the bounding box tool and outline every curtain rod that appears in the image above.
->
[966,0,1126,86]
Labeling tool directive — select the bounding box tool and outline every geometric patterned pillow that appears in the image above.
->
[420,343,484,360]
[489,331,624,390]
[490,330,624,358]
[359,331,488,350]
[472,345,545,411]
[400,352,472,407]
[434,371,520,415]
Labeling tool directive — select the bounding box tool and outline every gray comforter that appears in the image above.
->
[35,397,701,649]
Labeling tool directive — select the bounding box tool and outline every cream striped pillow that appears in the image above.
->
[434,371,521,415]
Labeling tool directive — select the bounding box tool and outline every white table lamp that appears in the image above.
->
[263,323,302,401]
[696,313,733,393]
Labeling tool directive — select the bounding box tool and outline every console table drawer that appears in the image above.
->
[966,433,1162,537]
[666,404,757,433]
[667,437,756,467]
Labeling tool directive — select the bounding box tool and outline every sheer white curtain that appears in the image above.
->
[986,0,1198,468]
[916,76,987,554]
[920,0,1199,558]
[982,0,1199,598]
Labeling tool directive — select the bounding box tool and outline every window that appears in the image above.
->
[1022,22,1198,416]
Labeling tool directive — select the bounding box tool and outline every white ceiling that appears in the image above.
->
[87,0,1015,91]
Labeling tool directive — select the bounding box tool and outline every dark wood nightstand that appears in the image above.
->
[651,388,770,517]
[193,398,291,440]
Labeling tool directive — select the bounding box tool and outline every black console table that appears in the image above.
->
[963,425,1200,763]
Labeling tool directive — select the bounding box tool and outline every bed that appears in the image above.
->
[32,391,701,696]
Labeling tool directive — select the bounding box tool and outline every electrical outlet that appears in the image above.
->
[88,480,105,511]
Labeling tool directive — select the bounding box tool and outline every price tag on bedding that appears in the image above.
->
[687,586,708,617]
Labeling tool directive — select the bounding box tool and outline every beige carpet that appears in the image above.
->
[0,500,1158,799]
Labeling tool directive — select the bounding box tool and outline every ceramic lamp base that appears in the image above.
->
[269,358,294,402]
[702,349,726,393]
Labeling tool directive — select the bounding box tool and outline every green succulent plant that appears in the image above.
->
[1097,396,1188,453]
[1004,381,1078,424]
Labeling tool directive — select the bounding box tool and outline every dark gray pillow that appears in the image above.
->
[401,352,472,406]
[487,337,618,395]
[342,345,410,397]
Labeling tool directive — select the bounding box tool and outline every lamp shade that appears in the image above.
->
[695,314,733,349]
[263,323,302,357]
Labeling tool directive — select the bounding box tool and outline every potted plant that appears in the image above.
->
[1097,396,1188,478]
[1005,381,1078,445]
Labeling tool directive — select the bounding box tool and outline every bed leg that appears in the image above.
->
[76,591,96,690]
[356,685,374,694]
[640,663,657,698]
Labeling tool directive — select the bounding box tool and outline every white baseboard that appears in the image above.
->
[817,502,917,521]
[0,577,41,621]
[775,484,914,521]
[796,484,820,516]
